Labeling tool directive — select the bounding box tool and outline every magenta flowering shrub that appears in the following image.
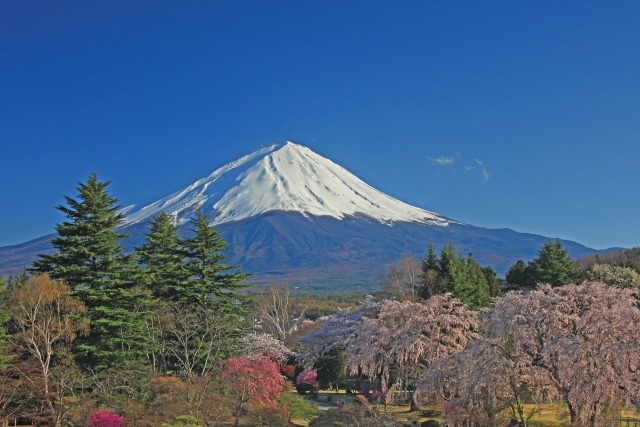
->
[296,368,319,387]
[85,410,126,427]
[360,379,382,401]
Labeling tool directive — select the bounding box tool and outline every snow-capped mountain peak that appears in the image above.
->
[123,141,453,227]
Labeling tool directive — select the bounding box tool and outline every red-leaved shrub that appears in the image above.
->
[280,364,296,380]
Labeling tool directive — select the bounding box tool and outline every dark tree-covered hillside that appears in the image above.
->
[576,247,640,273]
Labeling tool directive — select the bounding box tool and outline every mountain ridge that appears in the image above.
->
[0,141,622,288]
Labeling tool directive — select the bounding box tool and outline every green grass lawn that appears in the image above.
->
[305,391,639,426]
[225,390,640,426]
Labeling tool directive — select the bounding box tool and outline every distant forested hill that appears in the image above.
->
[576,247,640,271]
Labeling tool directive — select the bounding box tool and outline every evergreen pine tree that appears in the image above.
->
[183,209,249,312]
[1,269,30,295]
[422,243,439,272]
[437,242,457,292]
[450,255,491,310]
[33,174,129,292]
[466,256,491,308]
[32,173,153,371]
[449,256,471,302]
[527,239,581,287]
[419,243,448,299]
[505,260,530,289]
[482,265,502,298]
[314,348,346,390]
[136,211,190,301]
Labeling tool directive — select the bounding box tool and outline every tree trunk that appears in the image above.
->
[487,411,496,426]
[40,358,58,427]
[567,401,577,424]
[410,398,419,412]
[234,394,249,427]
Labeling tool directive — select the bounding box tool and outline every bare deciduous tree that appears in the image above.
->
[157,301,240,379]
[9,274,89,427]
[253,284,306,343]
[381,254,423,301]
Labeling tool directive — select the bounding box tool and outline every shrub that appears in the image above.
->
[359,379,382,399]
[280,364,296,380]
[296,369,319,387]
[295,382,317,395]
[246,402,289,426]
[296,368,319,395]
[278,393,318,421]
[161,415,202,427]
[85,410,126,427]
[586,264,640,288]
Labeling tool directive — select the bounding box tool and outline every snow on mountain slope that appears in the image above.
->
[123,141,454,227]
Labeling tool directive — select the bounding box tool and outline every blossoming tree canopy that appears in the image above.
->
[345,294,479,395]
[296,369,319,387]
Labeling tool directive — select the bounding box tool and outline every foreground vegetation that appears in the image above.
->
[0,174,639,427]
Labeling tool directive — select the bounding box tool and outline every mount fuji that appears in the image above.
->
[0,142,613,290]
[122,141,452,229]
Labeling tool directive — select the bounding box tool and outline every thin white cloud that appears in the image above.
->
[428,153,459,166]
[429,152,490,182]
[474,159,490,181]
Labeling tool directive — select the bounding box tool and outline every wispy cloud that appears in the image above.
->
[474,159,490,181]
[462,159,490,181]
[431,152,490,182]
[428,153,459,166]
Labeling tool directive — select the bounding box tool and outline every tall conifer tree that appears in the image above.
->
[449,256,491,310]
[136,211,189,301]
[505,260,529,289]
[526,239,581,287]
[438,242,457,284]
[422,243,439,272]
[33,174,128,292]
[464,256,491,309]
[419,243,449,299]
[482,265,502,298]
[430,245,493,310]
[449,256,472,303]
[32,173,152,371]
[183,209,248,311]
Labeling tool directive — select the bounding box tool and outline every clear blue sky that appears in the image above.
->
[1,1,639,250]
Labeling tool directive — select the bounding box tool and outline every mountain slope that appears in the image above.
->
[0,141,619,288]
[123,141,451,227]
[214,212,607,284]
